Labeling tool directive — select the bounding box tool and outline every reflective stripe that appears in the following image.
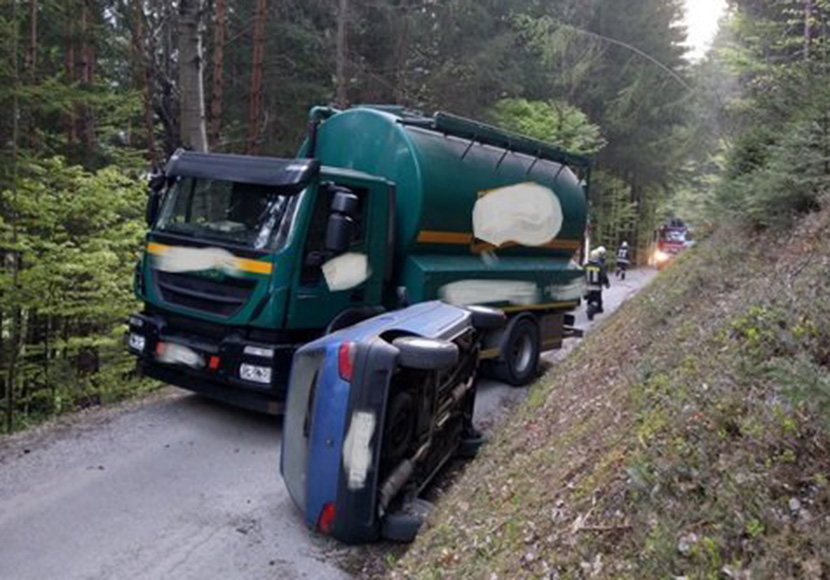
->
[145,242,274,275]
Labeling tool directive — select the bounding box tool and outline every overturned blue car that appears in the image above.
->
[280,301,504,544]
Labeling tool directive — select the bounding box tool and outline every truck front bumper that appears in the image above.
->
[126,312,294,414]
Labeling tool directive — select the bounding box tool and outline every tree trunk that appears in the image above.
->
[178,0,209,152]
[246,0,267,154]
[79,1,96,157]
[805,0,814,60]
[131,1,158,166]
[65,4,77,150]
[27,0,37,81]
[335,0,349,108]
[209,0,227,149]
[6,0,21,434]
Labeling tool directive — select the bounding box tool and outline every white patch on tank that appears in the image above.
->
[342,411,376,491]
[544,279,586,302]
[154,246,241,276]
[322,252,371,292]
[439,280,540,307]
[472,182,563,247]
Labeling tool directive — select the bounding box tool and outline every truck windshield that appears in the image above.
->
[155,176,299,249]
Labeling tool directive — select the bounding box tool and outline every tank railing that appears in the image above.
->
[398,111,592,176]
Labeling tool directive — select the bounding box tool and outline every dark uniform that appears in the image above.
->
[585,258,610,321]
[616,245,631,279]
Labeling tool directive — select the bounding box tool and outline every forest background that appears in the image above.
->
[0,0,827,432]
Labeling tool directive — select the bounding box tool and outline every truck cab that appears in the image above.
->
[129,151,395,413]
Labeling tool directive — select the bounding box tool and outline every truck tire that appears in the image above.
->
[392,336,458,371]
[466,305,506,330]
[492,315,540,387]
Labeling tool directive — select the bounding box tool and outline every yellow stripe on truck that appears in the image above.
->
[145,243,274,275]
[417,230,582,251]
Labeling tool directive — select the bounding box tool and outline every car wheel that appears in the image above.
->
[381,498,434,543]
[392,336,458,371]
[492,315,540,387]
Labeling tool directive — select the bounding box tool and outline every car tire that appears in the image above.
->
[381,498,434,543]
[492,315,540,387]
[392,336,458,371]
[466,306,506,330]
[456,433,488,459]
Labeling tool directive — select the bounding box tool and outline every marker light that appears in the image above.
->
[338,342,356,381]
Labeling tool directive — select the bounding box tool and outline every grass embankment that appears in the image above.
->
[394,210,830,579]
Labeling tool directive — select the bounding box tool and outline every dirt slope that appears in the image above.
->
[393,210,830,579]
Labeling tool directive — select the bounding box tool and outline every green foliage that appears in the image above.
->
[0,157,155,432]
[488,98,606,155]
[697,0,830,228]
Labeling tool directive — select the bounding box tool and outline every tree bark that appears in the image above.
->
[804,0,814,60]
[131,1,158,166]
[209,0,227,149]
[335,0,349,108]
[65,4,77,150]
[27,0,37,81]
[178,0,209,152]
[246,0,267,154]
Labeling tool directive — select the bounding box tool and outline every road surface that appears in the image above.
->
[0,269,655,580]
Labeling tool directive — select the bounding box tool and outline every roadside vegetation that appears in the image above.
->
[392,1,830,576]
[395,206,830,577]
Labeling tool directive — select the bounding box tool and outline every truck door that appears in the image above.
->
[286,178,391,330]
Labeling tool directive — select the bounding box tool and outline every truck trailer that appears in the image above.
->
[126,106,590,413]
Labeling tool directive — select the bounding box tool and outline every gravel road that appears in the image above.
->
[0,268,655,580]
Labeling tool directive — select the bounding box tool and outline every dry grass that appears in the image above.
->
[390,209,830,579]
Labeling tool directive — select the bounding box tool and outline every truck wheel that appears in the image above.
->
[493,315,540,387]
[466,306,506,330]
[392,336,458,371]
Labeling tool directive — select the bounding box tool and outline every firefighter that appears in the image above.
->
[585,247,610,321]
[616,241,631,280]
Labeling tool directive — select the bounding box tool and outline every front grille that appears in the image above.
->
[154,269,256,317]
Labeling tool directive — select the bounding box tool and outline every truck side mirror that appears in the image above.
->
[325,214,354,254]
[323,187,359,254]
[146,173,166,226]
[146,192,162,226]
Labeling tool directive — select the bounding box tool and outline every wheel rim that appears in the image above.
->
[512,331,534,375]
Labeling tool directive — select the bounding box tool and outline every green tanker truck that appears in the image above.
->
[126,106,590,412]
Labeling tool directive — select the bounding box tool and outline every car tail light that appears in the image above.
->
[317,502,336,535]
[338,342,356,381]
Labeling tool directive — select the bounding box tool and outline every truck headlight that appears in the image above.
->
[243,345,274,358]
[128,333,146,353]
[240,364,272,384]
[655,250,670,263]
